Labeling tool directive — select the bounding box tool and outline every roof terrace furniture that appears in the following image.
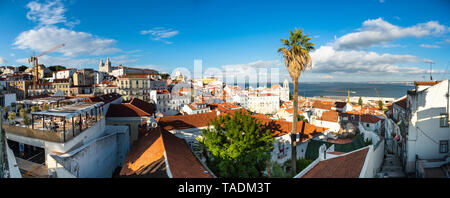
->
[6,101,107,143]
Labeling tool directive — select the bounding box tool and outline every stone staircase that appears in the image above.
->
[378,154,406,178]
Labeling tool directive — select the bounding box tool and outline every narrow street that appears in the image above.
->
[378,153,406,178]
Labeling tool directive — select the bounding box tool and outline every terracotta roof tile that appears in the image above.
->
[254,116,327,139]
[120,127,213,178]
[394,97,407,109]
[414,81,441,86]
[360,114,383,123]
[157,112,218,131]
[120,127,167,177]
[313,101,335,110]
[129,98,155,115]
[302,148,369,178]
[106,98,155,117]
[318,111,339,122]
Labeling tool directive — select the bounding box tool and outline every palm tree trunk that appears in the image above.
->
[291,77,299,175]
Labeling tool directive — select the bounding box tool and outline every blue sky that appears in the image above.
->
[0,0,449,82]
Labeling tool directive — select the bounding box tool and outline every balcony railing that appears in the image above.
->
[3,102,105,143]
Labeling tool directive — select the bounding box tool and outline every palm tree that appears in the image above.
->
[278,28,315,175]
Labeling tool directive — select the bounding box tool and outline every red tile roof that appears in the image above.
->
[120,127,167,177]
[327,138,353,144]
[318,111,339,122]
[301,148,369,178]
[129,98,155,115]
[254,115,327,139]
[312,101,335,110]
[120,127,213,178]
[106,98,155,117]
[157,110,325,140]
[414,81,441,86]
[334,102,347,109]
[286,108,302,114]
[84,93,122,104]
[393,97,407,109]
[360,114,383,124]
[208,103,242,112]
[157,112,218,131]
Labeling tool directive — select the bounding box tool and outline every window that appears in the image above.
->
[440,114,449,127]
[440,140,448,153]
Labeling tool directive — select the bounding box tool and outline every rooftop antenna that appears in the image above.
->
[424,60,435,81]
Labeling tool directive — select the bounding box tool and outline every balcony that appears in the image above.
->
[3,102,105,143]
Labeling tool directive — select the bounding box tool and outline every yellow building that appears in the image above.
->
[117,73,152,101]
[53,78,72,96]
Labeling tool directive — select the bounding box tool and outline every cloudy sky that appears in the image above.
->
[0,0,449,82]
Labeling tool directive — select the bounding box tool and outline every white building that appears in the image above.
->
[3,94,129,178]
[280,79,290,102]
[181,102,211,115]
[248,94,280,115]
[310,111,341,132]
[150,89,191,116]
[53,69,77,79]
[0,66,17,75]
[402,80,449,173]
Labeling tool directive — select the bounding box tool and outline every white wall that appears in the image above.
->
[361,139,385,178]
[6,143,21,178]
[4,93,16,107]
[271,134,311,164]
[48,125,129,178]
[312,119,340,132]
[405,80,449,173]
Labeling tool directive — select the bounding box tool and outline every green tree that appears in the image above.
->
[199,110,274,178]
[298,114,308,123]
[3,106,9,113]
[42,104,49,111]
[18,65,28,72]
[378,100,383,110]
[47,65,66,72]
[19,108,27,118]
[23,116,32,127]
[8,112,16,121]
[358,97,363,106]
[17,104,24,112]
[278,28,315,175]
[31,106,39,112]
[269,161,289,178]
[159,73,170,79]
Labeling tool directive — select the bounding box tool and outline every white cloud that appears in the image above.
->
[310,45,444,75]
[110,55,139,64]
[334,18,447,49]
[222,60,281,69]
[318,75,334,79]
[0,57,8,64]
[10,53,15,57]
[420,44,441,48]
[26,0,79,27]
[14,27,121,57]
[141,27,179,44]
[16,55,98,68]
[379,0,385,3]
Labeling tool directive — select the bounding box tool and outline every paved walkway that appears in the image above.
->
[378,154,406,178]
[15,157,49,178]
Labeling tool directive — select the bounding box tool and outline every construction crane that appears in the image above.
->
[27,44,65,96]
[374,88,380,99]
[325,90,355,102]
